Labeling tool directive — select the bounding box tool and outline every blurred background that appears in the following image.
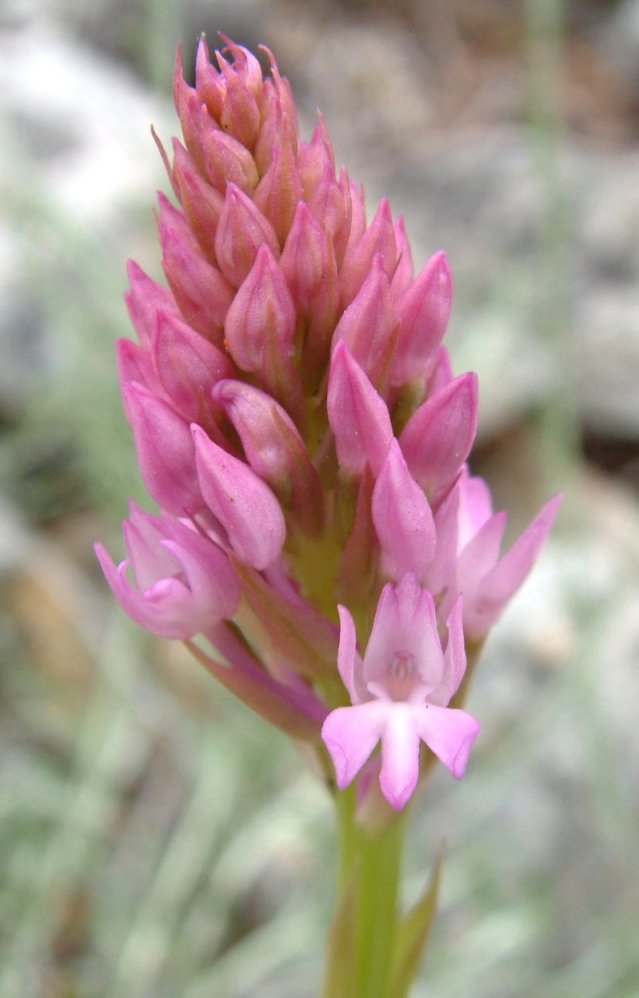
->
[1,0,638,995]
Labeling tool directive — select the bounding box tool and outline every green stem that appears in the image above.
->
[325,785,408,998]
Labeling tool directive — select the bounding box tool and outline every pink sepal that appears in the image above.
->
[123,383,202,515]
[327,342,393,477]
[191,423,286,570]
[215,182,279,288]
[390,217,414,299]
[117,338,158,393]
[428,346,454,395]
[340,198,397,306]
[400,372,478,501]
[212,379,323,534]
[94,502,239,639]
[124,260,177,347]
[430,473,563,637]
[372,441,436,580]
[195,37,263,134]
[254,49,299,173]
[332,254,397,385]
[253,113,303,245]
[171,139,223,262]
[151,310,234,421]
[160,224,233,344]
[463,493,563,637]
[280,201,328,312]
[200,121,259,194]
[336,605,367,703]
[173,47,204,166]
[224,245,295,368]
[363,575,443,694]
[198,39,262,148]
[298,115,335,200]
[343,178,367,259]
[392,251,452,386]
[223,245,303,418]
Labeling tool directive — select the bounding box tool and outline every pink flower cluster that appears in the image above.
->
[96,38,561,810]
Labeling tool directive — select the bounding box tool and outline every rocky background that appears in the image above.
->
[1,1,638,996]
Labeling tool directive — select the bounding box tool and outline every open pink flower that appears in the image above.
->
[321,574,479,810]
[95,502,239,639]
[427,470,563,638]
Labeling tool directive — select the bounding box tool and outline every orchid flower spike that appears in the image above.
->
[322,574,480,810]
[97,37,560,817]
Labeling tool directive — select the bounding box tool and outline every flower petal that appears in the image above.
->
[430,596,466,706]
[336,605,366,703]
[192,423,286,569]
[321,701,389,789]
[379,703,422,809]
[467,493,563,638]
[372,440,436,581]
[415,704,480,779]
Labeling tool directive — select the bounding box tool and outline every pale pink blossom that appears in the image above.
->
[322,574,480,809]
[427,470,563,637]
[95,502,239,639]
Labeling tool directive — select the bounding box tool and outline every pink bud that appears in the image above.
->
[214,183,279,289]
[328,167,356,269]
[95,502,240,639]
[328,342,393,477]
[160,223,233,344]
[372,440,436,580]
[391,217,414,299]
[223,245,303,419]
[124,260,178,347]
[400,372,478,502]
[280,202,327,312]
[340,198,398,306]
[343,178,367,258]
[200,120,259,194]
[156,191,202,256]
[123,383,202,515]
[393,250,452,385]
[117,338,158,393]
[173,48,204,166]
[428,346,454,395]
[253,114,303,246]
[213,379,323,535]
[332,254,397,385]
[298,116,335,200]
[214,48,262,149]
[191,424,286,570]
[171,139,224,262]
[299,238,340,388]
[224,246,294,368]
[151,309,234,421]
[194,36,224,119]
[254,49,299,173]
[306,164,352,268]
